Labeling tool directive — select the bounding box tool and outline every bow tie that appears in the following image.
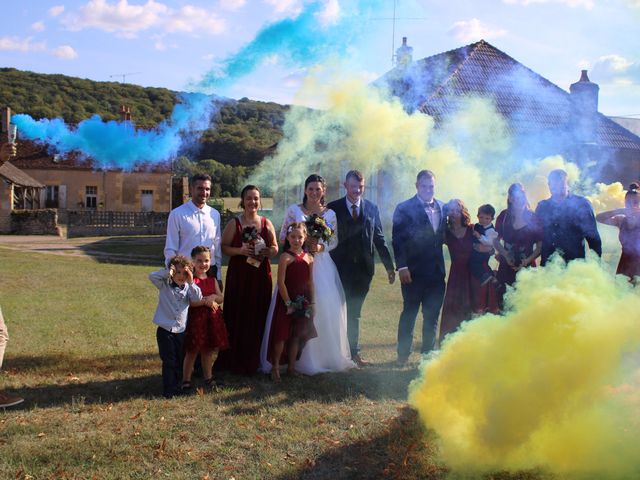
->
[423,201,436,209]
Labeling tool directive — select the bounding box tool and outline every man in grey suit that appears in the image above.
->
[392,170,446,365]
[327,170,395,367]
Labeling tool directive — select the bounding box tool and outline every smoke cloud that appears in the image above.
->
[11,93,215,169]
[193,0,382,91]
[409,256,640,478]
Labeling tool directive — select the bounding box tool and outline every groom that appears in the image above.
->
[392,169,446,365]
[328,170,395,367]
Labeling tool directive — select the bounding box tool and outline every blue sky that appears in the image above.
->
[2,0,639,116]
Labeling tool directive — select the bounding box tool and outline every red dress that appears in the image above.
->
[617,216,640,279]
[267,251,317,365]
[495,209,543,307]
[440,226,474,340]
[217,217,274,374]
[184,276,229,353]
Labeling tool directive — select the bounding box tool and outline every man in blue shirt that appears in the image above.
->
[535,169,602,265]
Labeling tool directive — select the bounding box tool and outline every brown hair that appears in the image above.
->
[189,173,212,186]
[239,184,261,209]
[345,170,364,182]
[445,199,471,228]
[416,170,435,182]
[168,255,192,269]
[302,174,326,206]
[283,221,307,251]
[625,182,640,208]
[477,204,496,218]
[190,246,211,258]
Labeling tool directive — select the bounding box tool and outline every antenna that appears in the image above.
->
[370,1,427,67]
[109,72,142,84]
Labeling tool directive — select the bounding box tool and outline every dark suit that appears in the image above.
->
[392,196,446,357]
[327,197,395,357]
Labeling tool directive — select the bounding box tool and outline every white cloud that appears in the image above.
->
[31,21,46,32]
[164,5,225,34]
[0,36,47,52]
[52,45,78,59]
[219,0,246,10]
[590,54,640,84]
[263,0,303,16]
[49,5,65,17]
[202,53,215,60]
[60,0,224,37]
[448,18,507,43]
[502,0,594,9]
[315,0,341,27]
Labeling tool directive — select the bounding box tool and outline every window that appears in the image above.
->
[85,186,97,209]
[45,185,59,208]
[141,189,154,212]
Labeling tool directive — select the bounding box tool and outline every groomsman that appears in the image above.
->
[392,170,446,365]
[328,170,395,367]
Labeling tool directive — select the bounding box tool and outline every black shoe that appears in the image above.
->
[180,381,194,395]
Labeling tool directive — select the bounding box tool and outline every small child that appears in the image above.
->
[469,204,498,286]
[267,222,317,382]
[149,255,202,399]
[182,246,229,393]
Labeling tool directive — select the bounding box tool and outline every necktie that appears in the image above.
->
[351,204,358,220]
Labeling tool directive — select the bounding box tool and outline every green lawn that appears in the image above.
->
[0,245,553,479]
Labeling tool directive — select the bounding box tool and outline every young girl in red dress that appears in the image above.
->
[182,246,229,392]
[268,222,317,382]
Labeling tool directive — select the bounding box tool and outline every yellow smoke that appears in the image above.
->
[409,257,640,478]
[588,182,626,213]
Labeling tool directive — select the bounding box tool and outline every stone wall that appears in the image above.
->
[10,209,61,235]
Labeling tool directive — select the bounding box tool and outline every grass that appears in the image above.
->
[0,242,561,479]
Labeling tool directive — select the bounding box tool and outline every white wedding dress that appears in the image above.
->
[259,204,356,375]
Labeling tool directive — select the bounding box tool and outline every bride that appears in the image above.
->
[260,174,356,375]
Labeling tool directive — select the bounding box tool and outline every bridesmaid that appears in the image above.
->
[439,199,474,343]
[596,182,640,281]
[494,183,542,307]
[217,185,278,374]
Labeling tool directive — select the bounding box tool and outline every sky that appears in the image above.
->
[2,0,639,117]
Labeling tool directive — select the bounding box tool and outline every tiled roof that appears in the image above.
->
[9,139,172,173]
[380,40,640,151]
[0,161,44,187]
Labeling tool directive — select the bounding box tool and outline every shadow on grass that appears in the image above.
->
[277,407,448,480]
[78,236,165,265]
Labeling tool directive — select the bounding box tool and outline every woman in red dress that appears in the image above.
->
[494,183,543,308]
[218,185,278,374]
[439,199,474,343]
[597,182,640,282]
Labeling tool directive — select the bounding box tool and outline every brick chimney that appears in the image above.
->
[395,36,413,67]
[570,70,599,114]
[570,70,599,146]
[119,104,132,122]
[1,106,10,134]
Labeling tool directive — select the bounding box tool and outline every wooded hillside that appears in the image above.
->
[0,68,287,167]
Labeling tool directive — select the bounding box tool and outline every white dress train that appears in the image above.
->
[259,204,355,375]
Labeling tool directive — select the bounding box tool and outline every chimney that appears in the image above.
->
[119,104,132,122]
[395,36,413,67]
[1,106,10,134]
[570,70,599,114]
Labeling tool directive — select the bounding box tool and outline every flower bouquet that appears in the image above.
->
[290,295,313,319]
[304,214,334,253]
[241,225,266,268]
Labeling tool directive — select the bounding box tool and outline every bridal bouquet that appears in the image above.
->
[290,295,313,319]
[241,226,266,268]
[305,214,334,242]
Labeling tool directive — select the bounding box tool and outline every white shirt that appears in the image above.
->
[346,197,361,218]
[417,195,441,234]
[164,201,222,279]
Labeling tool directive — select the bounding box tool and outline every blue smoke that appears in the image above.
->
[11,93,215,170]
[194,0,383,91]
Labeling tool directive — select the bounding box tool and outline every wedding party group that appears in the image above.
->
[150,167,639,398]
